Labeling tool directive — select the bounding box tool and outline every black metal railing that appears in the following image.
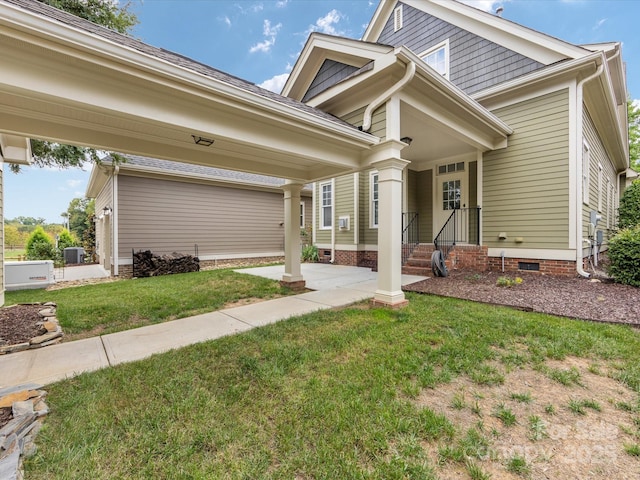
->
[401,212,419,265]
[433,207,481,260]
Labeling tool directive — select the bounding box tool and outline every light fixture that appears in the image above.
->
[400,136,413,145]
[192,135,215,147]
[103,206,112,216]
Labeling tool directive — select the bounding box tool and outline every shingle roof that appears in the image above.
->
[3,0,357,130]
[106,154,301,189]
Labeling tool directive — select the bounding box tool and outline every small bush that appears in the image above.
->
[301,244,319,262]
[25,226,57,261]
[57,229,77,252]
[607,225,640,287]
[618,179,640,229]
[496,276,523,287]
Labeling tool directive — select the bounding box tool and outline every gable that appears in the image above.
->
[377,2,544,94]
[302,60,360,102]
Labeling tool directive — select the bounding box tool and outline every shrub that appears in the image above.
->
[25,226,57,261]
[57,229,77,252]
[608,225,640,287]
[301,244,319,262]
[618,179,640,230]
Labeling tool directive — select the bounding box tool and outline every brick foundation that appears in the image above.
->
[447,245,488,271]
[487,256,576,277]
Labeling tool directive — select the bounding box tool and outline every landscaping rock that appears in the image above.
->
[42,321,58,333]
[0,343,30,355]
[29,330,62,345]
[37,309,55,318]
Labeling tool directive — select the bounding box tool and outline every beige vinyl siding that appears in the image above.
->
[341,104,386,140]
[335,174,355,244]
[0,168,4,296]
[117,175,287,259]
[483,89,570,249]
[582,107,617,248]
[95,176,113,267]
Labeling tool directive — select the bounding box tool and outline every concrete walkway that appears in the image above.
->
[0,265,426,389]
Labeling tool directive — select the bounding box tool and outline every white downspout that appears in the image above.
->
[330,178,336,263]
[362,61,416,132]
[576,62,604,278]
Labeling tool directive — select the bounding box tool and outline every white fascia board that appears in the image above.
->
[362,0,397,42]
[403,0,589,64]
[283,32,391,99]
[0,133,31,165]
[397,48,512,137]
[0,2,377,149]
[85,163,111,198]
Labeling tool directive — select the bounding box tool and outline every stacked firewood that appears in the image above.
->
[133,250,200,277]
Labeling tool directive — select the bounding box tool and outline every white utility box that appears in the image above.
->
[5,260,55,291]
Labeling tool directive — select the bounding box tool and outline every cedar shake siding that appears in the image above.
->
[377,2,544,94]
[117,175,294,260]
[483,89,570,250]
[303,60,360,102]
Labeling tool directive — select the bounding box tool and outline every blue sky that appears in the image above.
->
[5,0,640,224]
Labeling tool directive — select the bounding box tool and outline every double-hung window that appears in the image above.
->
[420,40,449,79]
[320,182,332,229]
[370,172,379,228]
[582,140,591,205]
[300,201,305,228]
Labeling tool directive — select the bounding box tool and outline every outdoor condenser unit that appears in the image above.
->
[64,247,85,264]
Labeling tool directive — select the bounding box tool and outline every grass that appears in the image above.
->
[506,455,530,476]
[493,403,517,426]
[22,292,640,479]
[510,392,533,404]
[568,398,602,415]
[5,269,293,339]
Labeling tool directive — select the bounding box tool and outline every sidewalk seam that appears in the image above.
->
[99,336,112,367]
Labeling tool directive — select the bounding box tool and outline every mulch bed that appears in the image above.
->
[0,304,47,346]
[403,270,640,326]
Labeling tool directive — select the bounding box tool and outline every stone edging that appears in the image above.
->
[0,303,63,355]
[0,384,49,480]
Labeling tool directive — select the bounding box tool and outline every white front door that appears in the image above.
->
[434,167,467,243]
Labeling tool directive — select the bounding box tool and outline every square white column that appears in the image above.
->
[281,181,305,288]
[373,157,409,307]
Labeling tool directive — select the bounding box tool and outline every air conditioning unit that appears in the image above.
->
[64,247,85,265]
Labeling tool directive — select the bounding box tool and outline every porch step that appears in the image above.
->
[402,265,432,276]
[402,243,435,276]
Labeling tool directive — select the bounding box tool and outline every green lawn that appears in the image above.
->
[5,269,292,340]
[4,248,26,261]
[24,293,640,479]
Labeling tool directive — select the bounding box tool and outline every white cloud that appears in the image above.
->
[459,0,512,13]
[593,18,607,30]
[250,19,282,53]
[258,73,290,93]
[311,9,344,35]
[222,15,231,27]
[67,179,83,188]
[276,0,289,7]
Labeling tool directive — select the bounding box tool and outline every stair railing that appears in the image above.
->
[401,212,419,265]
[433,207,481,260]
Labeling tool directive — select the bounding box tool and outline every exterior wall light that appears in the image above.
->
[400,136,413,145]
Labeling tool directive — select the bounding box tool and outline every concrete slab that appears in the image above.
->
[54,264,110,282]
[101,312,251,365]
[222,296,327,327]
[296,287,373,307]
[0,337,108,389]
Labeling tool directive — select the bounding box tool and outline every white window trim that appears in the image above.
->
[419,39,450,79]
[370,171,379,228]
[582,140,590,205]
[597,162,603,212]
[300,201,305,228]
[320,181,333,230]
[393,5,403,32]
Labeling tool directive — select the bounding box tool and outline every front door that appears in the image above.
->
[434,166,467,243]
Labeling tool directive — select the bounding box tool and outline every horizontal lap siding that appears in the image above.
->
[483,89,570,250]
[377,2,543,94]
[582,107,617,247]
[303,60,359,102]
[362,169,378,245]
[342,105,386,140]
[96,177,113,264]
[416,169,433,242]
[118,176,286,259]
[335,174,355,244]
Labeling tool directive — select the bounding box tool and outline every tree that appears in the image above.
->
[25,226,56,261]
[57,229,77,252]
[629,98,640,172]
[618,179,640,230]
[66,198,94,241]
[4,224,27,249]
[9,1,138,173]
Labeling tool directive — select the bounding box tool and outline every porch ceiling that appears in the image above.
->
[0,0,378,183]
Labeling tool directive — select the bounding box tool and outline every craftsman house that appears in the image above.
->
[283,0,632,276]
[87,155,312,277]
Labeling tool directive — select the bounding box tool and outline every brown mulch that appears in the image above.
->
[403,270,640,325]
[0,304,46,345]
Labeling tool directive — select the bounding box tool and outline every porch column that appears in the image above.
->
[281,181,305,289]
[373,157,410,307]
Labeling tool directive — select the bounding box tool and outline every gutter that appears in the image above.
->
[362,60,416,132]
[576,61,604,278]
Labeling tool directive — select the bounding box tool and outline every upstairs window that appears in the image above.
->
[421,40,449,79]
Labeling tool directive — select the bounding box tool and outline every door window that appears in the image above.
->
[442,180,461,210]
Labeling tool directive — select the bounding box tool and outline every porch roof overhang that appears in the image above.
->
[0,0,380,183]
[307,46,512,165]
[0,133,31,165]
